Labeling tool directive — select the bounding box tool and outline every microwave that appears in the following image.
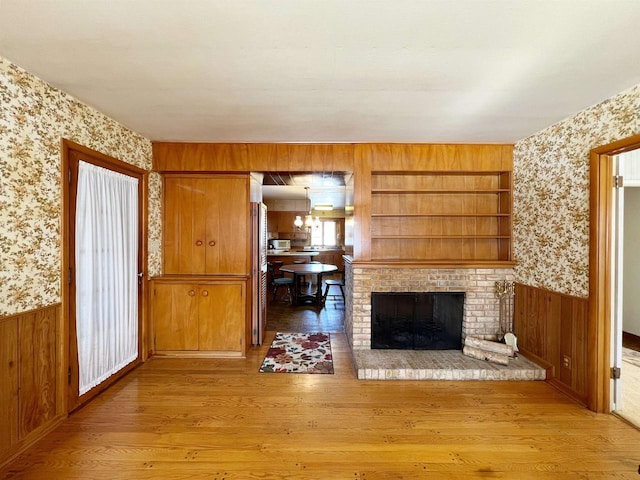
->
[269,239,290,250]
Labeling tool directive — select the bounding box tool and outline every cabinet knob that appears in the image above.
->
[209,240,216,247]
[195,240,203,246]
[188,290,196,296]
[202,290,209,297]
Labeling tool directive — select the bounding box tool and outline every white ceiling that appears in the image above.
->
[2,0,640,144]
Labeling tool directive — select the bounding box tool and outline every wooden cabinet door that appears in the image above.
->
[198,283,244,353]
[205,177,249,275]
[154,283,199,351]
[164,177,207,274]
[164,175,248,275]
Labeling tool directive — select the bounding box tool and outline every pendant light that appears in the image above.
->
[303,187,313,228]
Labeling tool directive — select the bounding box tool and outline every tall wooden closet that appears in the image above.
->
[151,173,251,357]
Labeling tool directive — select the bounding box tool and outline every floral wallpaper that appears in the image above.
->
[148,171,162,275]
[514,84,640,298]
[0,57,160,317]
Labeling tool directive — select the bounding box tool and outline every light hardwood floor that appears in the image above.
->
[2,332,640,479]
[617,348,640,428]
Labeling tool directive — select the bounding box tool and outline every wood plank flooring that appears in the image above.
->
[2,332,640,479]
[265,276,345,333]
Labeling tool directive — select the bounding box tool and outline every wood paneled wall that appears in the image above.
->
[152,142,513,173]
[357,143,513,171]
[153,143,356,172]
[514,283,588,405]
[153,142,513,263]
[0,304,63,467]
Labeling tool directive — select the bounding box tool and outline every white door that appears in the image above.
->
[611,155,624,411]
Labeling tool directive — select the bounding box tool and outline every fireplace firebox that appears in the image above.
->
[371,292,465,350]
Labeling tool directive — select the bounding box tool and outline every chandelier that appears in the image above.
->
[293,187,320,230]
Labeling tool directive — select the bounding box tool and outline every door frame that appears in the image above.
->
[589,133,640,412]
[61,139,149,413]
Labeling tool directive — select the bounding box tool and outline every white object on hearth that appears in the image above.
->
[504,332,519,353]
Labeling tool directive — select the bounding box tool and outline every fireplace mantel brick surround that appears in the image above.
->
[343,259,546,381]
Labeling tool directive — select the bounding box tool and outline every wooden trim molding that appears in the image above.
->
[588,133,640,412]
[63,139,147,176]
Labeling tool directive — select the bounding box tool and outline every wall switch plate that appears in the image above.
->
[563,355,571,369]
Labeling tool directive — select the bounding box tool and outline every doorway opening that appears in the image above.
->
[259,171,352,336]
[589,133,640,415]
[61,139,147,412]
[610,149,640,426]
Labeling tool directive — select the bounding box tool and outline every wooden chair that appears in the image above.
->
[323,271,345,303]
[267,262,293,303]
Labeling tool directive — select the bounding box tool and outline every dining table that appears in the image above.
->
[279,263,338,307]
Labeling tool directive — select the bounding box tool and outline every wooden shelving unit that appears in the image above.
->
[370,171,512,263]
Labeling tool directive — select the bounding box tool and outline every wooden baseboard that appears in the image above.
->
[622,331,640,351]
[547,378,588,407]
[520,344,588,408]
[153,351,245,358]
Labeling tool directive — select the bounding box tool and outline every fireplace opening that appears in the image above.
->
[371,292,465,350]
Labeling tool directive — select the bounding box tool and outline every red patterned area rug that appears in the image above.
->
[259,332,334,374]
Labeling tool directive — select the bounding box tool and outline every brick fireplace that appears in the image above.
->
[343,258,546,381]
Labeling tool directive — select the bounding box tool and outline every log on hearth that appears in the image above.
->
[462,345,510,366]
[464,336,514,357]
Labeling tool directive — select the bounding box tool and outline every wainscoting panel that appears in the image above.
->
[0,317,19,452]
[18,307,57,438]
[514,283,588,404]
[0,304,62,468]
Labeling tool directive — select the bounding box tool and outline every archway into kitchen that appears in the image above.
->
[255,171,353,338]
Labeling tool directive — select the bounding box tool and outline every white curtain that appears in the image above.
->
[76,161,139,395]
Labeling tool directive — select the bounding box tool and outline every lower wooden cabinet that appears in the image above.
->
[152,278,247,356]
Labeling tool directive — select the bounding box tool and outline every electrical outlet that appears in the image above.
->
[563,355,571,369]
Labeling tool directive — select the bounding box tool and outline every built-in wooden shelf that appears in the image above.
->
[369,170,512,262]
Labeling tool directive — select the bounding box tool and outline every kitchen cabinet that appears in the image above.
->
[313,251,344,270]
[277,231,308,243]
[266,211,311,241]
[163,174,249,275]
[152,278,246,355]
